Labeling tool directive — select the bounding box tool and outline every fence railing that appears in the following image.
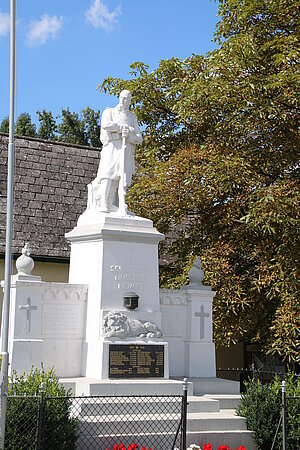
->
[216,367,299,392]
[4,380,188,450]
[271,380,300,450]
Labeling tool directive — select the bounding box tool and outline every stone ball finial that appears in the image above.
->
[16,243,34,276]
[188,256,204,287]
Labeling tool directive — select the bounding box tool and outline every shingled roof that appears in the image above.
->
[0,133,101,260]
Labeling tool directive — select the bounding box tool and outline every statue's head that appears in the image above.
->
[119,90,132,109]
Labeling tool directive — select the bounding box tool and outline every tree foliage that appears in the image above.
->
[37,109,57,140]
[57,107,102,147]
[0,116,9,133]
[81,106,102,148]
[58,108,87,145]
[98,0,299,361]
[0,108,102,148]
[15,112,37,137]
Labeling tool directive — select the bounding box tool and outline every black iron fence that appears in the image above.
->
[216,367,299,392]
[5,384,188,450]
[271,381,299,450]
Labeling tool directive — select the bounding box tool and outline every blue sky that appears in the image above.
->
[0,1,219,127]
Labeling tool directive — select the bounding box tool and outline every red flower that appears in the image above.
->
[238,447,245,450]
[203,443,213,450]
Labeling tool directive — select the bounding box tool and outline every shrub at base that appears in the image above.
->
[6,366,77,450]
[237,373,300,450]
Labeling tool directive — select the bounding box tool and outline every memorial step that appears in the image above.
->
[188,377,240,395]
[76,414,182,435]
[187,430,258,450]
[187,411,247,432]
[74,396,184,416]
[206,393,241,410]
[187,395,220,413]
[60,377,193,396]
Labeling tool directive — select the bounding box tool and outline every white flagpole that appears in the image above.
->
[0,0,16,446]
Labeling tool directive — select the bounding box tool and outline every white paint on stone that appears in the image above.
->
[3,276,88,377]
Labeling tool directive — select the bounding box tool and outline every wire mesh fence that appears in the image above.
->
[5,396,40,450]
[4,393,186,450]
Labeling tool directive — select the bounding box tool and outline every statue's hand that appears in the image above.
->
[121,124,129,138]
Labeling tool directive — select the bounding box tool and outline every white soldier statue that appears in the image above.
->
[87,90,142,215]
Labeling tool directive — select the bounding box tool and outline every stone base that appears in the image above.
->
[185,342,216,377]
[9,340,44,375]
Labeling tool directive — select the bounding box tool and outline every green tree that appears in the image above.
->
[37,109,57,140]
[58,108,88,145]
[99,0,300,362]
[0,116,9,133]
[57,107,102,147]
[81,106,102,147]
[15,112,37,137]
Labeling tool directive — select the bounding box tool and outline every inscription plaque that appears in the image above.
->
[109,344,164,378]
[42,303,82,337]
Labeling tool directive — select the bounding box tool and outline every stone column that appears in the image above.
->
[182,257,216,377]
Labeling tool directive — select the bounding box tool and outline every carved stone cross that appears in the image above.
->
[195,305,210,339]
[18,297,37,332]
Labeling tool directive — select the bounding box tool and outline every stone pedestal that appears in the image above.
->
[65,214,167,378]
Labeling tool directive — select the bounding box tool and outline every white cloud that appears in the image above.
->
[0,11,10,36]
[85,0,121,30]
[27,15,63,46]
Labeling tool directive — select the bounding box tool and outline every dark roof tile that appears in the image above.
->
[0,133,100,260]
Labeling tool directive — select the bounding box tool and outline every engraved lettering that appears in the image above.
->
[42,304,82,336]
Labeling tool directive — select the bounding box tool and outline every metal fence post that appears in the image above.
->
[182,378,188,450]
[0,353,9,450]
[282,380,287,450]
[36,382,45,450]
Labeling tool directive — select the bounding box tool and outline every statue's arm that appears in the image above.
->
[101,108,122,133]
[127,114,143,145]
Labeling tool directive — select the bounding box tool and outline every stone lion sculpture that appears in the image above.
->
[102,311,162,338]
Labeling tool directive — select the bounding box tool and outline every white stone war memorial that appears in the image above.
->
[2,91,219,396]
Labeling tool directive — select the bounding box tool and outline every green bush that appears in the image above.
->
[5,366,78,450]
[237,373,300,450]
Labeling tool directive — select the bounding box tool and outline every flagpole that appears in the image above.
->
[0,0,16,446]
